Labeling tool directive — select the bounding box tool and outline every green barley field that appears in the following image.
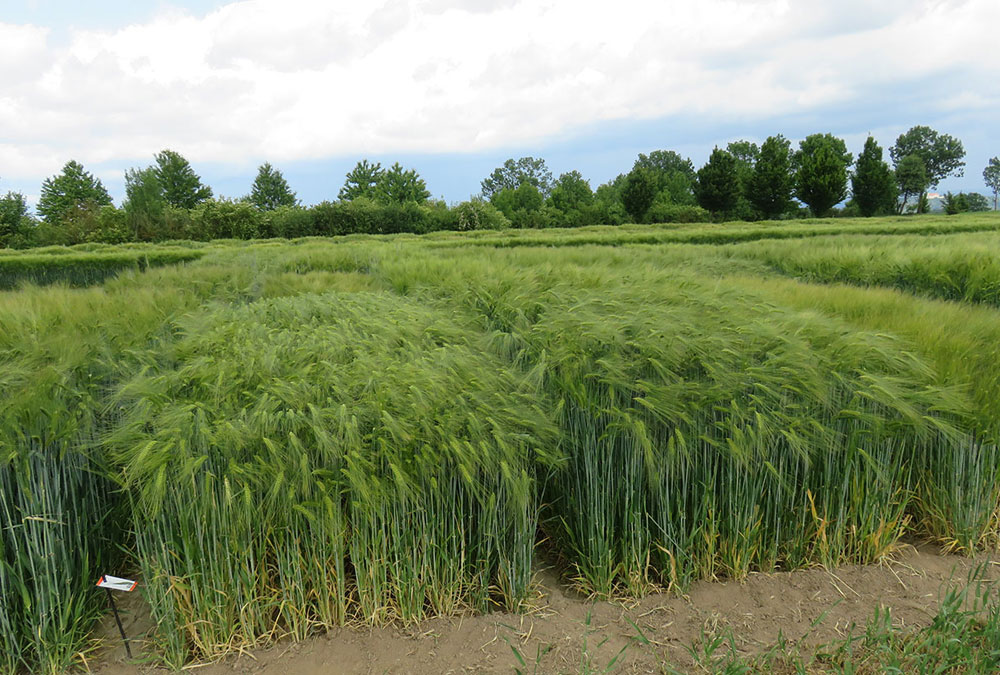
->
[3,213,1000,673]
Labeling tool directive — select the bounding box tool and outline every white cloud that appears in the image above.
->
[0,0,997,180]
[0,22,50,84]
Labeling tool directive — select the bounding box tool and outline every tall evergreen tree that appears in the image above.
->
[851,136,897,217]
[695,147,739,216]
[250,163,297,211]
[373,162,430,205]
[339,160,384,201]
[36,160,112,223]
[749,135,793,220]
[152,150,213,209]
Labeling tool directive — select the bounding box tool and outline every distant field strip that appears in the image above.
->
[724,231,1000,307]
[0,248,205,289]
[422,213,1000,249]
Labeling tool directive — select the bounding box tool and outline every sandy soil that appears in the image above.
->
[90,544,998,674]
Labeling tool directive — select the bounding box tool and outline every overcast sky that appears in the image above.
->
[2,0,998,207]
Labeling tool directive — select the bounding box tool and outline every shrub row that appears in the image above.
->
[7,196,718,250]
[8,199,513,248]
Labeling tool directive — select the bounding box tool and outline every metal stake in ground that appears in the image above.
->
[97,575,138,660]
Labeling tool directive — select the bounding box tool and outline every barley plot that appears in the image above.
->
[0,439,119,675]
[2,214,1000,673]
[463,279,970,594]
[109,292,556,666]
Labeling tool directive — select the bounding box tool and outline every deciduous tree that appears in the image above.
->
[153,150,213,209]
[481,157,553,199]
[794,134,851,217]
[889,126,965,197]
[634,150,695,179]
[727,140,759,192]
[748,135,793,219]
[984,157,1000,210]
[634,150,696,204]
[593,180,628,225]
[961,192,991,212]
[373,162,430,205]
[491,183,546,227]
[123,167,166,240]
[0,190,31,246]
[492,183,544,215]
[726,140,761,220]
[621,167,656,222]
[895,154,929,214]
[695,147,739,216]
[549,170,593,213]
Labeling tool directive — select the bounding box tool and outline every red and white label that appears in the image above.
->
[97,575,137,592]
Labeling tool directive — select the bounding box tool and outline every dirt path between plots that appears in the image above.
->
[91,544,998,674]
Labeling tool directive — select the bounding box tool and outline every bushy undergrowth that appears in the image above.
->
[4,217,1000,672]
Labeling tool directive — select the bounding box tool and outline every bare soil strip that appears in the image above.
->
[89,544,998,674]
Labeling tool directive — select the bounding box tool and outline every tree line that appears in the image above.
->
[691,126,985,220]
[0,125,997,249]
